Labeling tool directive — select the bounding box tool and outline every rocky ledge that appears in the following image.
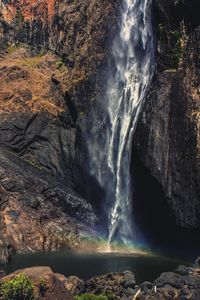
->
[0,259,200,300]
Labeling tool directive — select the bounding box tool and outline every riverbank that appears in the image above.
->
[2,251,186,284]
[0,258,200,299]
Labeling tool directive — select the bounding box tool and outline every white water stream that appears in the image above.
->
[85,0,155,246]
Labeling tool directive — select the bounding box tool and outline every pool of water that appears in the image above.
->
[2,251,188,283]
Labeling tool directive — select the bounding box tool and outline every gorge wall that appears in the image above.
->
[0,0,199,255]
[0,0,119,254]
[134,0,200,231]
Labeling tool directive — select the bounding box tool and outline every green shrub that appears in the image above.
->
[75,294,108,300]
[0,274,34,300]
[38,278,47,297]
[56,60,64,69]
[15,10,24,25]
[104,291,117,300]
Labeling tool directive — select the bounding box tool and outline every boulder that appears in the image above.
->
[85,271,136,299]
[2,266,72,300]
[56,274,85,296]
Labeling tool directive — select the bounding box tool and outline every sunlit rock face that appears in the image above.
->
[134,0,200,229]
[0,0,119,69]
[0,0,119,253]
[0,0,55,23]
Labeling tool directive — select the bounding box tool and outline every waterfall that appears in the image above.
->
[83,0,154,247]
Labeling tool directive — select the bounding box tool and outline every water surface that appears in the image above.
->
[3,251,187,283]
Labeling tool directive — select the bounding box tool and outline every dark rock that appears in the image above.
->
[155,272,183,289]
[195,257,200,267]
[0,244,14,264]
[139,281,153,292]
[175,265,192,276]
[124,287,135,297]
[0,149,97,252]
[84,271,136,299]
[134,1,200,230]
[130,261,200,300]
[123,271,137,289]
[56,275,85,296]
[0,270,5,279]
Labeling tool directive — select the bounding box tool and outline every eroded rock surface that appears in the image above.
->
[0,148,97,252]
[134,0,200,229]
[0,0,120,253]
[84,271,136,298]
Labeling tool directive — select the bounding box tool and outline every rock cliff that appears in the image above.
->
[0,0,199,255]
[134,0,200,230]
[0,0,119,253]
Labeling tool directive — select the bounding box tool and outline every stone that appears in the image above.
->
[56,274,85,296]
[1,266,72,300]
[0,270,5,279]
[0,244,14,264]
[0,148,97,253]
[85,271,136,299]
[195,257,200,267]
[175,265,191,276]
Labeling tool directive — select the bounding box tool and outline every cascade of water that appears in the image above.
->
[84,0,155,247]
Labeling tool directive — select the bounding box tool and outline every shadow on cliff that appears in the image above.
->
[131,148,200,260]
[74,124,109,236]
[173,0,200,30]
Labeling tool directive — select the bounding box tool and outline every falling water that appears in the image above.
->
[83,0,155,247]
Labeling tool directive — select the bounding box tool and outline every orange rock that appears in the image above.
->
[1,0,56,23]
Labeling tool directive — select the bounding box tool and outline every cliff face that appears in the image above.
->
[0,0,119,77]
[134,0,200,229]
[0,0,119,253]
[0,0,199,255]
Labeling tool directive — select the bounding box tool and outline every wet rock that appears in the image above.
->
[123,261,200,300]
[139,281,153,292]
[195,257,200,267]
[175,265,192,276]
[124,287,135,297]
[0,244,14,264]
[0,270,5,279]
[134,1,200,229]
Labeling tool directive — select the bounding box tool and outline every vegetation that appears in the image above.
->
[38,278,47,297]
[0,274,34,300]
[15,10,24,25]
[56,60,65,69]
[7,45,17,55]
[75,294,108,300]
[170,30,183,68]
[75,292,117,300]
[22,55,45,67]
[104,291,117,300]
[158,22,185,69]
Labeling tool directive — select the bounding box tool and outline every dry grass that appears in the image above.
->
[0,47,68,116]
